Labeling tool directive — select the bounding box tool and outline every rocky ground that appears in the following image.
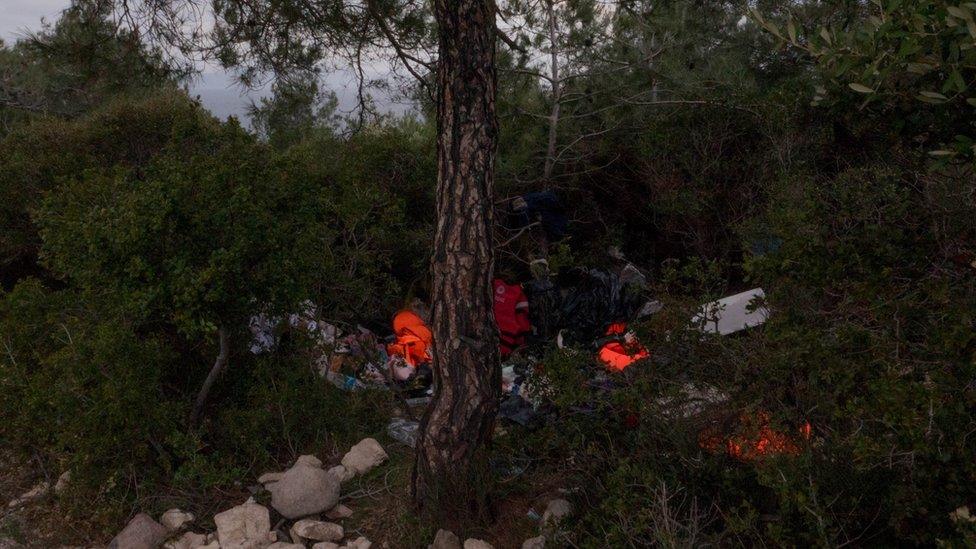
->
[0,440,571,549]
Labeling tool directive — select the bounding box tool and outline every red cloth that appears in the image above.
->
[387,310,432,367]
[493,278,531,358]
[598,322,649,371]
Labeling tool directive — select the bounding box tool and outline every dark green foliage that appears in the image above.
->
[35,96,309,336]
[0,280,182,516]
[0,92,214,283]
[0,0,179,131]
[1,0,974,545]
[0,91,431,532]
[276,118,435,320]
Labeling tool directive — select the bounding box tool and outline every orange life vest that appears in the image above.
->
[597,322,649,371]
[387,310,433,367]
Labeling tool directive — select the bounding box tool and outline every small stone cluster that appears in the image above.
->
[109,438,388,549]
[427,497,573,549]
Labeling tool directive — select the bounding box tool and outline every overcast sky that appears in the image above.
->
[0,1,410,124]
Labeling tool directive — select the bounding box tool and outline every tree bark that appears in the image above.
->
[412,0,500,523]
[190,326,230,425]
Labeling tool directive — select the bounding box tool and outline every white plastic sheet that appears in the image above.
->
[692,288,769,335]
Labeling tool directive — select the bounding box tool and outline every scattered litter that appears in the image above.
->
[325,371,367,392]
[655,383,729,419]
[405,396,431,407]
[637,299,663,318]
[692,288,768,335]
[498,395,540,427]
[249,301,338,354]
[387,418,420,447]
[249,313,279,354]
[553,267,647,343]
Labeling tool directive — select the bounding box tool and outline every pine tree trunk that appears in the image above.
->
[412,0,500,523]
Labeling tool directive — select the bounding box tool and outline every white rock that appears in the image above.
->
[327,465,354,484]
[343,537,372,549]
[463,539,493,549]
[312,543,341,549]
[161,509,195,531]
[429,529,461,549]
[267,544,303,549]
[341,438,388,477]
[109,513,169,549]
[522,536,546,549]
[163,531,208,549]
[325,503,353,520]
[290,519,343,543]
[213,500,274,549]
[269,464,340,519]
[542,499,572,528]
[295,454,323,468]
[7,481,49,508]
[54,471,71,495]
[258,472,284,485]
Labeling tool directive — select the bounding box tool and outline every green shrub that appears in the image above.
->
[0,281,182,517]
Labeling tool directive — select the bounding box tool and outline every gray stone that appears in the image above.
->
[290,519,343,543]
[521,536,546,549]
[54,471,71,495]
[429,529,461,549]
[213,500,274,549]
[340,438,388,477]
[267,544,303,549]
[542,499,572,529]
[343,537,372,549]
[325,503,353,520]
[7,481,49,508]
[295,454,323,468]
[109,513,169,549]
[269,464,340,519]
[160,509,194,531]
[257,472,284,485]
[163,532,208,549]
[463,540,493,549]
[327,465,354,484]
[312,543,341,549]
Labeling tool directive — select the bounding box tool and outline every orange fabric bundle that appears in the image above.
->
[597,322,649,371]
[387,310,433,367]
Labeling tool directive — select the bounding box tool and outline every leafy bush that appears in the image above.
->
[0,280,182,519]
[0,92,431,533]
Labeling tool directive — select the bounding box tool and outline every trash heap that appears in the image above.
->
[246,193,805,471]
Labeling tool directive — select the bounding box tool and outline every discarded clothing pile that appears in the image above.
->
[526,265,649,345]
[321,327,390,392]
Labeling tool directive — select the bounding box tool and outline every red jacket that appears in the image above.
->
[493,279,531,358]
